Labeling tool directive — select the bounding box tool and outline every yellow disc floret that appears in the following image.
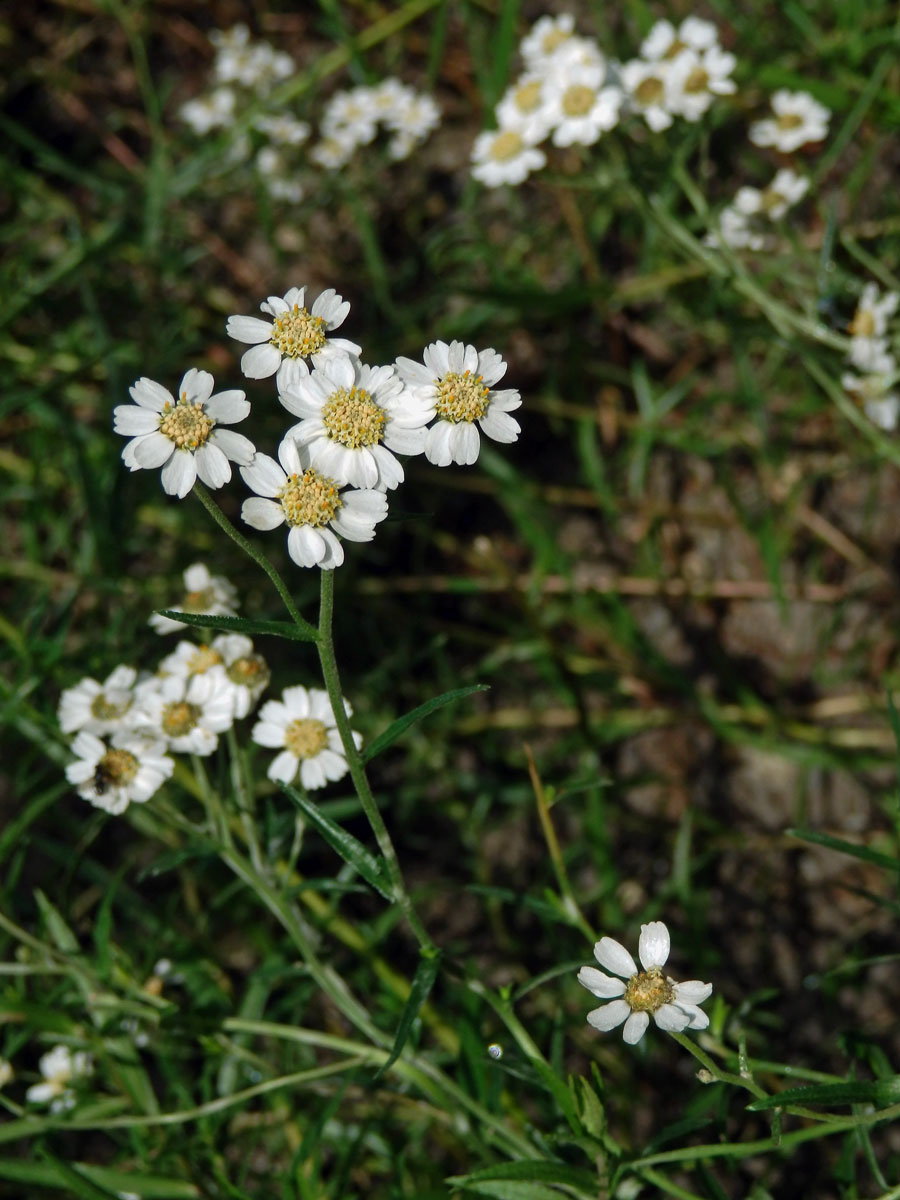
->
[489,130,525,162]
[270,305,327,359]
[435,370,490,424]
[321,387,386,449]
[90,694,131,722]
[161,701,201,738]
[279,469,343,528]
[635,76,665,106]
[227,655,269,688]
[187,646,224,676]
[285,717,328,759]
[623,967,675,1014]
[96,748,139,790]
[562,84,596,118]
[159,400,214,451]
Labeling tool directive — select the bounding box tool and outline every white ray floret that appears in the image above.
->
[226,286,361,390]
[149,562,239,635]
[577,921,713,1045]
[396,340,522,467]
[252,685,360,789]
[240,437,388,571]
[114,369,254,499]
[842,370,900,431]
[280,351,432,491]
[640,16,720,62]
[26,1045,93,1112]
[58,665,139,736]
[749,89,830,152]
[65,730,175,815]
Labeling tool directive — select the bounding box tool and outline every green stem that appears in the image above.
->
[316,569,434,951]
[192,482,315,636]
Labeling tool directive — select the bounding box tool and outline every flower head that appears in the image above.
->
[280,351,432,490]
[226,286,361,390]
[749,89,830,152]
[132,670,235,756]
[470,128,546,187]
[159,635,269,718]
[577,921,712,1045]
[621,58,677,131]
[149,562,239,635]
[114,369,254,499]
[65,730,175,815]
[667,45,736,121]
[544,61,622,147]
[240,437,388,570]
[26,1045,93,1112]
[252,684,360,788]
[395,340,521,466]
[58,665,139,736]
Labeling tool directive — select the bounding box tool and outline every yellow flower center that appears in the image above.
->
[562,84,595,118]
[226,655,269,689]
[663,37,687,60]
[90,694,131,722]
[270,304,327,359]
[95,748,139,793]
[489,130,524,162]
[161,700,201,738]
[635,76,665,106]
[187,646,224,675]
[182,586,217,613]
[541,29,570,54]
[850,310,877,338]
[777,112,805,130]
[284,717,328,759]
[279,468,343,528]
[159,399,214,451]
[684,66,709,94]
[322,386,386,449]
[514,80,543,113]
[435,370,490,424]
[623,968,676,1014]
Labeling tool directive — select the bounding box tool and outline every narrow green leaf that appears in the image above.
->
[34,889,79,954]
[154,609,319,643]
[446,1185,571,1200]
[282,784,393,900]
[0,1157,199,1197]
[787,829,898,872]
[447,1159,598,1198]
[748,1079,900,1111]
[530,1055,582,1135]
[362,684,489,762]
[374,948,442,1080]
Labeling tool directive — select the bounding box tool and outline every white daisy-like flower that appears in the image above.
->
[58,665,139,736]
[733,166,809,221]
[578,921,713,1045]
[321,87,379,146]
[212,29,293,94]
[26,1045,93,1112]
[149,562,239,636]
[180,86,236,135]
[667,45,736,121]
[640,16,719,62]
[252,113,311,145]
[705,205,765,251]
[225,286,361,390]
[280,351,432,491]
[520,13,577,68]
[620,58,677,131]
[65,730,174,815]
[749,89,830,152]
[471,127,546,187]
[159,636,269,718]
[849,283,899,341]
[842,370,900,430]
[384,91,441,160]
[252,685,360,788]
[395,340,521,467]
[495,72,555,143]
[848,337,894,374]
[544,61,622,147]
[114,369,254,500]
[133,670,235,756]
[240,437,388,570]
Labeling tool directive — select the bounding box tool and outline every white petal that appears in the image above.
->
[577,966,626,998]
[448,421,480,465]
[210,429,255,464]
[241,453,286,497]
[161,451,198,498]
[638,922,670,970]
[133,432,175,468]
[113,405,159,435]
[287,525,327,567]
[424,421,453,466]
[652,1004,691,1033]
[316,527,344,569]
[241,497,285,531]
[299,755,328,790]
[674,1003,709,1030]
[129,377,173,411]
[179,368,214,405]
[267,748,299,783]
[622,1011,650,1044]
[586,999,630,1031]
[593,937,637,978]
[205,391,249,424]
[479,408,520,444]
[241,343,282,379]
[277,437,304,476]
[673,980,713,1004]
[194,443,231,489]
[227,315,273,344]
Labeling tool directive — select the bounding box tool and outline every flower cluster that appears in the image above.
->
[180,24,294,136]
[471,13,736,187]
[25,1045,93,1113]
[577,921,712,1045]
[842,283,899,430]
[59,567,360,809]
[709,167,809,251]
[312,78,441,170]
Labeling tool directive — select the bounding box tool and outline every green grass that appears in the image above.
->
[3,0,900,1196]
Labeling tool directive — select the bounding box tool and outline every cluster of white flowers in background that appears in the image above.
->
[24,1045,93,1112]
[842,283,899,430]
[471,13,737,186]
[708,167,809,251]
[180,25,440,202]
[58,566,358,809]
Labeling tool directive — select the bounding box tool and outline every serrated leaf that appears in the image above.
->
[282,784,393,900]
[748,1078,900,1111]
[362,684,489,762]
[787,829,898,872]
[374,948,441,1080]
[155,609,318,642]
[34,889,79,954]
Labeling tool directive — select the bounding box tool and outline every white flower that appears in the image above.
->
[667,45,736,121]
[843,370,900,431]
[149,562,239,635]
[544,61,622,147]
[749,89,830,152]
[159,636,269,718]
[309,133,356,171]
[65,730,174,814]
[578,921,712,1045]
[180,87,236,134]
[280,352,432,490]
[706,205,765,251]
[640,17,719,62]
[58,665,139,735]
[471,128,546,187]
[520,13,577,68]
[26,1045,93,1112]
[321,87,379,145]
[240,437,388,570]
[620,59,677,131]
[733,166,809,220]
[396,340,521,467]
[212,27,293,93]
[133,670,235,756]
[848,283,899,370]
[252,113,311,145]
[495,73,555,143]
[384,91,441,160]
[226,286,361,390]
[114,369,254,499]
[252,685,360,788]
[265,176,305,204]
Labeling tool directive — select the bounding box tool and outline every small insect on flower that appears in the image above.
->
[577,921,712,1045]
